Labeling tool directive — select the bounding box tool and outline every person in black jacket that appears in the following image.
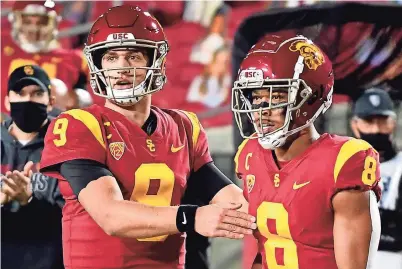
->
[181,178,211,269]
[350,88,402,269]
[1,65,64,269]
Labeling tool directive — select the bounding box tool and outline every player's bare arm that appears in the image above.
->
[78,175,179,238]
[201,183,254,235]
[79,176,255,239]
[184,160,255,233]
[61,160,256,240]
[210,183,249,213]
[333,190,381,269]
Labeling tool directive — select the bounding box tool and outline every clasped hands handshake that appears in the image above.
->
[1,162,258,240]
[1,161,34,206]
[194,202,257,240]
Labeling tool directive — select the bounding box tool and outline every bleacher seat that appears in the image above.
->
[164,21,207,48]
[174,63,205,89]
[227,1,267,38]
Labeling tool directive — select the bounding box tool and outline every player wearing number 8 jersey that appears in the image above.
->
[40,5,255,269]
[232,34,382,269]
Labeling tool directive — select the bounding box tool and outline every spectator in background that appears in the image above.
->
[350,88,402,269]
[2,1,92,115]
[60,1,91,47]
[188,1,228,65]
[1,65,64,269]
[1,112,11,123]
[187,45,231,108]
[62,1,89,25]
[183,0,225,28]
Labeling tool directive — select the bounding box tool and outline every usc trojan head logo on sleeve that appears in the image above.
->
[109,142,125,160]
[246,174,256,193]
[24,65,34,75]
[289,40,325,70]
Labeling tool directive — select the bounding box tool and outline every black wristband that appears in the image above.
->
[176,205,198,233]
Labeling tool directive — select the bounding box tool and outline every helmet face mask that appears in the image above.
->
[231,35,334,149]
[85,41,168,106]
[84,6,169,106]
[9,2,59,53]
[232,77,314,148]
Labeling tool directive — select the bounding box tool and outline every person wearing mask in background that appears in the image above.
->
[1,65,64,269]
[350,88,402,269]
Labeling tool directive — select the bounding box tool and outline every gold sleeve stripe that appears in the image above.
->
[333,139,373,182]
[80,52,88,72]
[234,139,250,174]
[180,110,201,147]
[63,109,106,149]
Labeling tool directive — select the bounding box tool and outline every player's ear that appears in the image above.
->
[350,118,360,138]
[47,93,56,113]
[389,116,397,133]
[4,95,11,112]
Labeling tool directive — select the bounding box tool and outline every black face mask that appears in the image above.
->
[359,132,397,162]
[10,101,48,133]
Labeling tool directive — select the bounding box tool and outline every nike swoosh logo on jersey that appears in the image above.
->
[171,144,185,153]
[182,212,187,224]
[293,181,311,190]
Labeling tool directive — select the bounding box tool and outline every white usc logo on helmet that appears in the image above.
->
[239,69,263,81]
[106,33,136,41]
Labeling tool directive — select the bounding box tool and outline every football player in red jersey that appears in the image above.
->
[39,5,255,269]
[1,1,91,114]
[232,34,382,269]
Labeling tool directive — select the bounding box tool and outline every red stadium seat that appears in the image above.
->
[152,0,184,18]
[1,17,11,35]
[178,101,232,128]
[152,81,188,109]
[1,0,15,9]
[174,63,205,89]
[165,44,194,69]
[201,110,232,128]
[90,1,115,22]
[227,1,267,38]
[58,20,78,49]
[121,1,153,11]
[164,22,207,48]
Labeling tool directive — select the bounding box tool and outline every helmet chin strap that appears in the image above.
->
[16,29,57,53]
[19,40,47,53]
[17,37,58,53]
[110,95,144,106]
[258,131,287,150]
[255,105,291,150]
[99,67,153,105]
[259,88,333,150]
[106,80,147,106]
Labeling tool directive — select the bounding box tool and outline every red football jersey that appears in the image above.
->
[1,34,87,113]
[40,105,212,269]
[235,134,381,269]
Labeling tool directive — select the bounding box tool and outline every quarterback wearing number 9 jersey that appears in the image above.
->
[232,34,382,269]
[40,5,256,269]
